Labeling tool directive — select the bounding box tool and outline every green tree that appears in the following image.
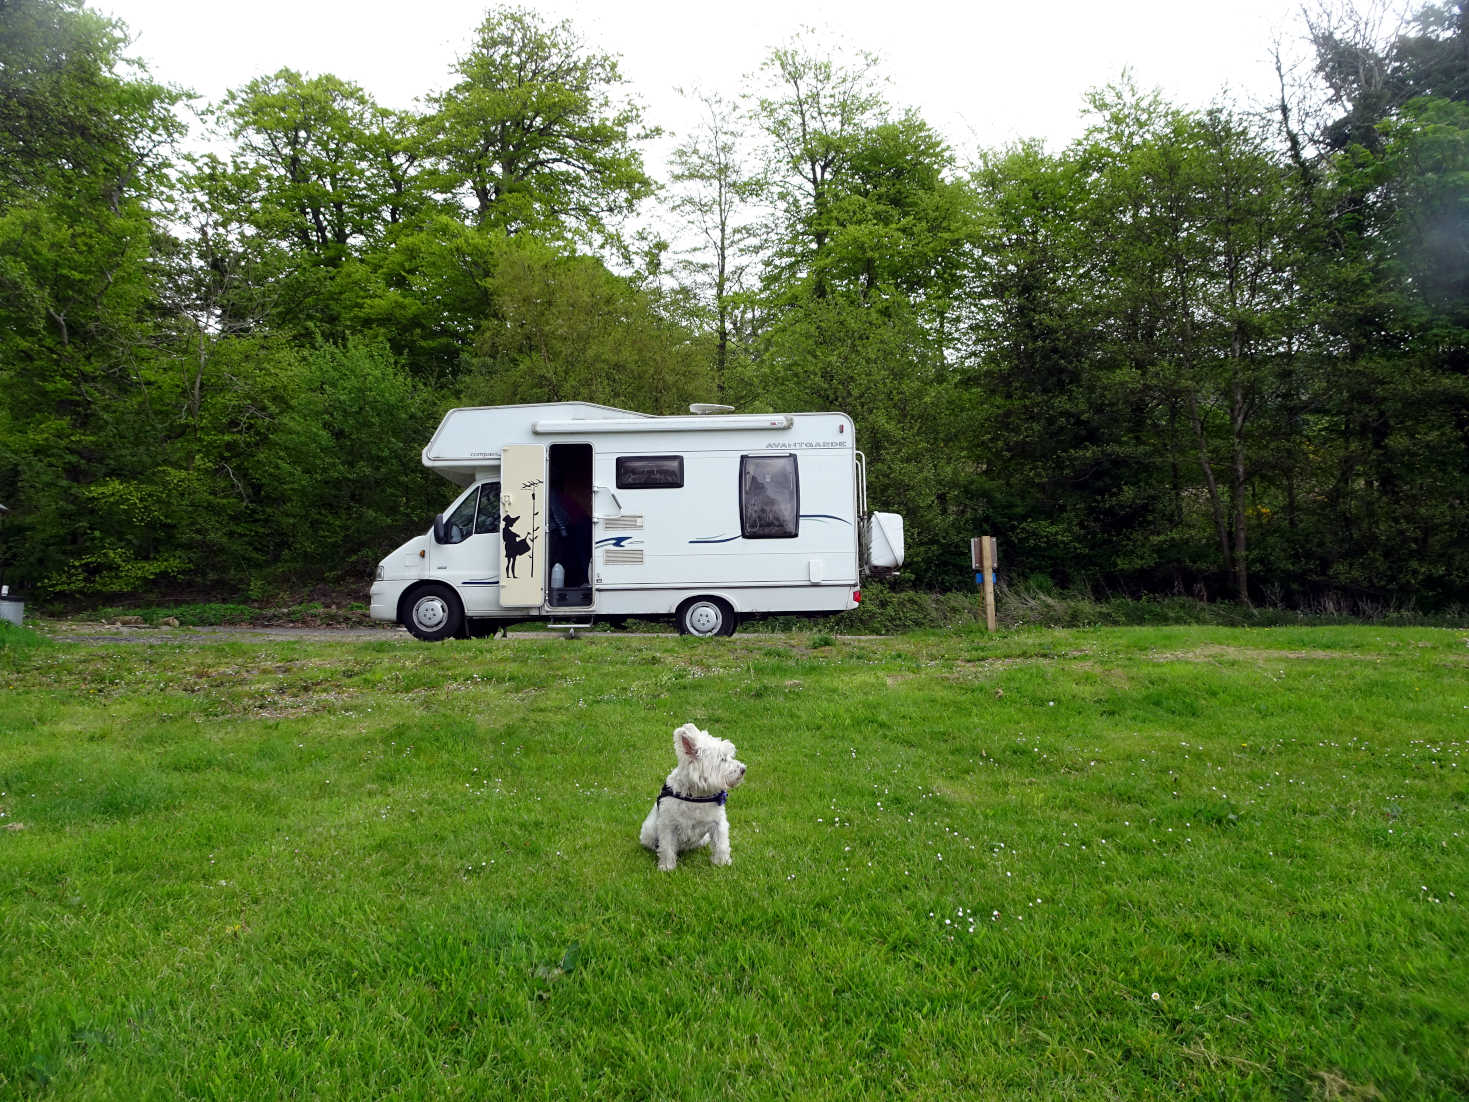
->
[969,88,1316,602]
[1082,94,1307,602]
[219,69,403,263]
[1288,1,1469,603]
[747,43,979,577]
[0,0,186,594]
[754,35,888,300]
[464,239,712,414]
[967,142,1156,585]
[211,69,433,346]
[243,339,445,577]
[668,90,765,396]
[427,6,655,244]
[811,114,975,320]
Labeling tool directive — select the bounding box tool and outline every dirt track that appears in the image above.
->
[36,621,872,645]
[35,621,688,644]
[37,621,410,645]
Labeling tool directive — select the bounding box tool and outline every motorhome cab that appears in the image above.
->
[370,402,904,640]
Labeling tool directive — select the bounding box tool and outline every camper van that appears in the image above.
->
[370,402,904,640]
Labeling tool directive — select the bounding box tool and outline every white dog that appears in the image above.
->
[639,723,747,870]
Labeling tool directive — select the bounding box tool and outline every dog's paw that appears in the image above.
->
[711,852,731,867]
[657,857,677,871]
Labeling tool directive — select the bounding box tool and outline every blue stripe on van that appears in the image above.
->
[689,514,851,544]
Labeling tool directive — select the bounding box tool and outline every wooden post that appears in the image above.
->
[980,535,997,632]
[972,536,998,632]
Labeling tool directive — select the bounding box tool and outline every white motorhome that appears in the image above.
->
[370,402,904,639]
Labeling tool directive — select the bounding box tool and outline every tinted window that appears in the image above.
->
[473,481,501,534]
[740,454,799,539]
[617,455,684,489]
[442,487,479,545]
[441,482,501,544]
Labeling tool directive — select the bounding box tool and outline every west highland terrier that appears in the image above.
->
[639,723,747,870]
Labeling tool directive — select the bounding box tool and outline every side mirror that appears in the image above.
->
[432,514,447,544]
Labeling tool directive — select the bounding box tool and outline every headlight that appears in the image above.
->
[374,564,385,581]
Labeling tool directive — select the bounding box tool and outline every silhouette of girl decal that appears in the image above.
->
[502,514,531,577]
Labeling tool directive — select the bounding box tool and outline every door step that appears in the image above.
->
[546,618,595,637]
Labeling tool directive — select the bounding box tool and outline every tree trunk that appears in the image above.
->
[1230,354,1250,605]
[1187,392,1233,581]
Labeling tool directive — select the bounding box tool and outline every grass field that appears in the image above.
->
[2,621,1466,1099]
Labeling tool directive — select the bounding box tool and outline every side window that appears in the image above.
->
[442,486,479,545]
[740,454,799,539]
[474,481,501,534]
[617,455,684,489]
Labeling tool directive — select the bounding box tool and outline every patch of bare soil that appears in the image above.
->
[39,621,408,645]
[1147,645,1371,662]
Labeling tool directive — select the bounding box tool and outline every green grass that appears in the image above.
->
[40,580,1469,635]
[2,624,1466,1099]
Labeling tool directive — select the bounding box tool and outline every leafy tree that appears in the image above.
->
[1284,1,1469,603]
[811,114,976,319]
[209,69,435,348]
[1304,0,1468,152]
[220,70,402,263]
[969,87,1319,602]
[243,339,446,577]
[427,6,655,244]
[1378,95,1469,313]
[754,35,888,298]
[0,0,185,594]
[1083,94,1307,602]
[746,45,980,577]
[668,90,765,396]
[464,239,712,414]
[967,142,1156,585]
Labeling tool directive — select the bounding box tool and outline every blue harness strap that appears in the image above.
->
[658,783,727,806]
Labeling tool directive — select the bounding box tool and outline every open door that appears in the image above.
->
[499,444,546,607]
[547,443,594,608]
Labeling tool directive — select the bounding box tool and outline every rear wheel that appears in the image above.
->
[402,584,464,642]
[676,596,736,638]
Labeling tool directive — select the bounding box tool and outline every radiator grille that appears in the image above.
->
[603,548,644,565]
[603,515,644,530]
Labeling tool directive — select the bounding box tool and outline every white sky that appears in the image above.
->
[104,0,1311,162]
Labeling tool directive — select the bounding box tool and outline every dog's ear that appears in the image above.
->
[673,722,700,761]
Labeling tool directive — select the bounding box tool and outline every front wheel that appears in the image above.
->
[676,596,736,638]
[402,584,464,642]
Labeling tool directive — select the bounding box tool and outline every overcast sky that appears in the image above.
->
[103,0,1312,160]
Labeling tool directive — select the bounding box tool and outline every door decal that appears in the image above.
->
[502,509,533,577]
[499,444,546,607]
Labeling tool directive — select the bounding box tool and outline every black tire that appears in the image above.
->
[676,596,736,638]
[401,584,464,642]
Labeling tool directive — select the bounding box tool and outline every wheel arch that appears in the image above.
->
[398,580,466,641]
[674,593,739,638]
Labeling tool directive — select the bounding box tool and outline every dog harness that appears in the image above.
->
[658,783,727,806]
